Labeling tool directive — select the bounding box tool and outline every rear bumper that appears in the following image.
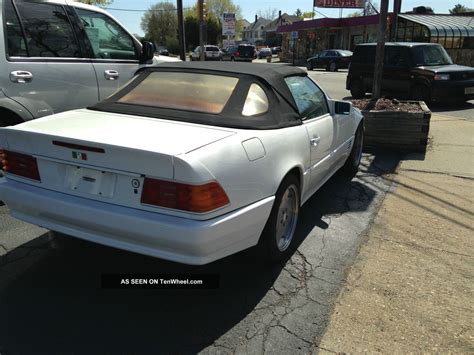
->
[432,80,474,102]
[0,179,274,265]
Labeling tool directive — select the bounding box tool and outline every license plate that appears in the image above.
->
[465,87,474,94]
[66,166,116,198]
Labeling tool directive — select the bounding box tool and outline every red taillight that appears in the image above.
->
[235,51,240,57]
[141,178,229,213]
[0,149,41,181]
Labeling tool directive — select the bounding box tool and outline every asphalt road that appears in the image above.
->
[0,67,472,353]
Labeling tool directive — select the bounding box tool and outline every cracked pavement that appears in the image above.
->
[0,151,399,353]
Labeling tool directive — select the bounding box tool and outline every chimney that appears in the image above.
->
[279,10,282,18]
[255,14,258,22]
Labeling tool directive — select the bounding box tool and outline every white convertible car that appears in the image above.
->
[0,62,363,265]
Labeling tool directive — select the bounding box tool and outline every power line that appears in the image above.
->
[105,7,192,12]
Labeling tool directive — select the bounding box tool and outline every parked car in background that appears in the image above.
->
[0,62,364,265]
[346,42,474,102]
[190,45,221,61]
[307,50,353,72]
[271,46,281,54]
[155,46,169,56]
[258,48,272,59]
[220,44,255,62]
[0,0,180,127]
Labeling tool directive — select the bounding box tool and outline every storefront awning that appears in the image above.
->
[398,14,474,38]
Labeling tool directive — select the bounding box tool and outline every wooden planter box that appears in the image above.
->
[361,101,431,153]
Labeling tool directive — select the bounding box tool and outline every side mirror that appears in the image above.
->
[140,41,155,63]
[335,101,351,115]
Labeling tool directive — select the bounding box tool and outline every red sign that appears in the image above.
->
[314,0,365,8]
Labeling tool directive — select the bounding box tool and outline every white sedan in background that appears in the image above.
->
[0,62,364,265]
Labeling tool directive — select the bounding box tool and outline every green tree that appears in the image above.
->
[449,4,473,13]
[295,8,303,18]
[206,0,242,19]
[302,11,315,18]
[76,0,112,6]
[141,2,178,49]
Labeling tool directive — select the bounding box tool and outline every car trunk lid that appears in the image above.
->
[0,109,235,214]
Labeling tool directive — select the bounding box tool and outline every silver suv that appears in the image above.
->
[0,0,178,126]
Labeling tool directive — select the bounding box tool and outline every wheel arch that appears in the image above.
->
[0,107,28,126]
[0,93,33,125]
[278,166,304,204]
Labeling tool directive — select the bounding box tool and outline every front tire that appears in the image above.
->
[329,62,337,72]
[411,84,431,103]
[307,61,314,71]
[343,124,364,174]
[259,174,300,262]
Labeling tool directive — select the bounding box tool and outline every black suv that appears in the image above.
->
[221,45,255,62]
[346,42,474,102]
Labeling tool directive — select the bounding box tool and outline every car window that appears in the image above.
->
[412,45,453,66]
[13,1,80,57]
[4,0,28,56]
[242,84,269,116]
[75,8,138,60]
[285,76,329,119]
[118,72,238,114]
[206,46,219,51]
[384,47,408,67]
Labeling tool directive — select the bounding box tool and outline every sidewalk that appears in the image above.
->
[318,113,474,352]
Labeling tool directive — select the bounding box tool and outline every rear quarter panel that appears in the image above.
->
[181,125,310,214]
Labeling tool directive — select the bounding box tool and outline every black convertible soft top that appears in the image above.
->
[89,62,308,130]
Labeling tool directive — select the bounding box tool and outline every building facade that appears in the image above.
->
[277,14,474,66]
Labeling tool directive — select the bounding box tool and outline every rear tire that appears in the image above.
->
[329,62,337,72]
[343,123,364,175]
[350,80,365,99]
[231,56,235,61]
[259,174,300,262]
[307,61,314,71]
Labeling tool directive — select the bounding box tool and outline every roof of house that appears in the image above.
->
[246,17,272,32]
[265,14,301,32]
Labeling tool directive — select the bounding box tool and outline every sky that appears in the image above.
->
[101,0,470,36]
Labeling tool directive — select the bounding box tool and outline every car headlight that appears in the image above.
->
[434,73,450,81]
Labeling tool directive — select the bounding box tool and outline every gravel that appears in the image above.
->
[351,98,424,112]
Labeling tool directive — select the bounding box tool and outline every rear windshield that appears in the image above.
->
[118,72,238,114]
[339,50,353,56]
[412,45,453,66]
[206,46,219,51]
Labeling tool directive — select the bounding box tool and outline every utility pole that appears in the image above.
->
[391,0,402,40]
[177,0,185,61]
[199,0,205,61]
[372,0,389,100]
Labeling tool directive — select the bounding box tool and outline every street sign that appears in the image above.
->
[223,39,235,48]
[222,13,236,36]
[314,0,365,8]
[291,31,298,39]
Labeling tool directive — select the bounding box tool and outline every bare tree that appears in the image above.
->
[257,7,278,20]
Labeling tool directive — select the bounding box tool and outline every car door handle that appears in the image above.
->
[311,137,321,146]
[10,71,33,83]
[104,70,119,80]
